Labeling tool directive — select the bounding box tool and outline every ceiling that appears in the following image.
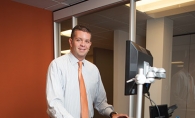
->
[13,0,195,55]
[13,0,88,11]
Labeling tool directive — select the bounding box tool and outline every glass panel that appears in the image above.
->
[58,4,129,118]
[171,35,195,118]
[186,35,195,117]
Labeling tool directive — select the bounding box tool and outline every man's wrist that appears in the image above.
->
[110,111,117,118]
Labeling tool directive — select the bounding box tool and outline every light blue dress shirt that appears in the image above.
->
[46,52,113,118]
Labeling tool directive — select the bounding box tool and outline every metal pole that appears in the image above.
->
[136,84,143,118]
[129,0,137,118]
[129,0,136,42]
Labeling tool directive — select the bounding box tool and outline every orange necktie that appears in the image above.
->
[78,61,89,118]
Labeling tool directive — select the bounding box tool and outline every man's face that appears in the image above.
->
[69,30,92,61]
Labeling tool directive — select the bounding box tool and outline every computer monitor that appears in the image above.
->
[125,40,153,95]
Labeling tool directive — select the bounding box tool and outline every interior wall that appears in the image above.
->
[114,30,130,115]
[86,55,93,63]
[0,1,53,118]
[145,17,173,118]
[93,47,113,118]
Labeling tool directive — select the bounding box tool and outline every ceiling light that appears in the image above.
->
[61,30,72,37]
[126,0,194,12]
[61,49,70,54]
[136,0,161,6]
[126,0,160,7]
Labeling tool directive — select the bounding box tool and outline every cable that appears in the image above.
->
[144,94,161,118]
[147,92,153,106]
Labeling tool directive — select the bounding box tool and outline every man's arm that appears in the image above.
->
[93,72,114,116]
[46,61,73,118]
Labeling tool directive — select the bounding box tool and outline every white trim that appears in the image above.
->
[72,16,77,28]
[53,22,61,58]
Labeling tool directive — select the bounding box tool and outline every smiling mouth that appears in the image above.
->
[79,48,86,51]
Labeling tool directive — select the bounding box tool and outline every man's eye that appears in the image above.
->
[76,39,81,41]
[85,40,90,43]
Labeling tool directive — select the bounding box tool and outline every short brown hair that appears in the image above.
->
[71,25,91,39]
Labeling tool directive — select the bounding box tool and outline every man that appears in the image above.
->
[46,25,129,118]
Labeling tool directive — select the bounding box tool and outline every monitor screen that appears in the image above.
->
[125,40,153,95]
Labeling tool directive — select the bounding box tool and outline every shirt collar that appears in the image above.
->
[68,52,86,66]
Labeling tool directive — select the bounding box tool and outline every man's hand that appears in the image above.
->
[112,113,129,118]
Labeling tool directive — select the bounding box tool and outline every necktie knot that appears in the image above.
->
[78,61,83,71]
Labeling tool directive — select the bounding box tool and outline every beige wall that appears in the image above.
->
[114,30,129,114]
[145,17,173,118]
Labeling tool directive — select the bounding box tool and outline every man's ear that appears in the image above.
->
[69,38,72,47]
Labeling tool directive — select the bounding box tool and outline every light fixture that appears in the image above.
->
[126,0,195,13]
[61,49,70,54]
[126,0,160,7]
[61,30,72,37]
[172,61,184,68]
[171,61,184,64]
